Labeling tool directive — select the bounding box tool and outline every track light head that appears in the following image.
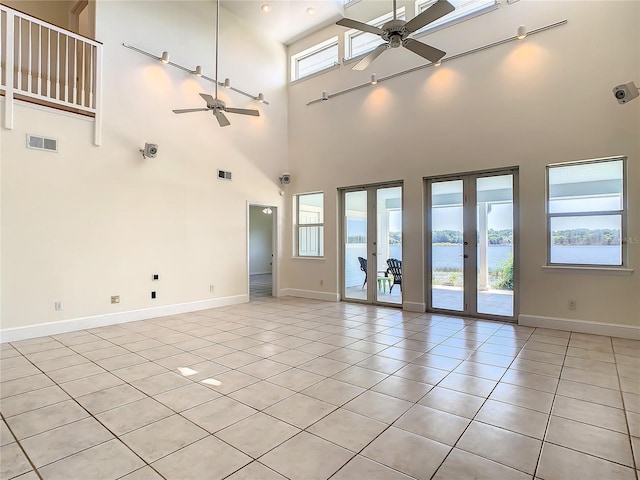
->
[517,25,527,40]
[160,51,170,63]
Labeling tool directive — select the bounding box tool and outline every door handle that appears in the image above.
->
[372,252,377,256]
[463,254,469,258]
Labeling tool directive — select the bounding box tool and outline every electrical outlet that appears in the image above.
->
[152,274,159,281]
[320,280,324,286]
[54,301,63,311]
[111,295,120,304]
[210,284,214,293]
[568,300,577,310]
[151,291,156,299]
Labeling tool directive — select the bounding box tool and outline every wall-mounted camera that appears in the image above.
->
[612,81,639,104]
[140,143,158,159]
[280,173,291,184]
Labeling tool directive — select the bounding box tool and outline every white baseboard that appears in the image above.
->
[280,288,340,302]
[403,302,426,313]
[518,314,640,340]
[0,294,248,343]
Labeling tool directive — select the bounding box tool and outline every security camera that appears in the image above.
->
[140,143,158,159]
[612,81,639,104]
[280,173,291,184]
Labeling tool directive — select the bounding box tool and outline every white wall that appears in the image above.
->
[249,206,273,274]
[284,1,640,328]
[3,0,76,29]
[0,1,288,332]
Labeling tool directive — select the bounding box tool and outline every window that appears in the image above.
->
[547,157,626,267]
[413,0,497,35]
[345,8,405,60]
[291,37,338,82]
[296,192,324,257]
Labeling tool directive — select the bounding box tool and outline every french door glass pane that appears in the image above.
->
[344,191,368,301]
[377,187,402,305]
[431,180,464,311]
[476,175,514,317]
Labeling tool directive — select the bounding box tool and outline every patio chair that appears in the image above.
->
[358,256,367,289]
[386,258,402,293]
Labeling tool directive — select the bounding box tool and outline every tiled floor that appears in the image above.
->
[250,274,273,299]
[1,297,639,480]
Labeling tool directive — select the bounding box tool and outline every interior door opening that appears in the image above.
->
[248,205,276,299]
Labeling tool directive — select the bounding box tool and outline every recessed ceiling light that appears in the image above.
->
[306,6,316,15]
[261,3,271,13]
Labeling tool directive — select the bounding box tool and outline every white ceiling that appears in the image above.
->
[222,0,346,45]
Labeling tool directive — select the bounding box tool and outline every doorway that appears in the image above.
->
[248,205,276,299]
[426,169,518,320]
[341,183,403,306]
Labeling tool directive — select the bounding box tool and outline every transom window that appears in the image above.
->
[546,157,626,267]
[345,7,405,60]
[295,192,324,257]
[414,0,498,35]
[291,37,339,82]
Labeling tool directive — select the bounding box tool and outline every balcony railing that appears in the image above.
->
[0,5,102,145]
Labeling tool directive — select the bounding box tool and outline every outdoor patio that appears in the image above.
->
[345,285,513,318]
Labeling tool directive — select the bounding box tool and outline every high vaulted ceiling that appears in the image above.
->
[222,0,345,45]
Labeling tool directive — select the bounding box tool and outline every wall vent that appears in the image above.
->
[26,134,58,153]
[217,169,232,181]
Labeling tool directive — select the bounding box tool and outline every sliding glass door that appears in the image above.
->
[342,184,403,306]
[427,170,517,319]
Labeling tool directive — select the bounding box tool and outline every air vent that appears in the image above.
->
[26,134,58,153]
[217,169,232,181]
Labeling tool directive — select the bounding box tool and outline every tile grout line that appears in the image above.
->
[531,328,570,479]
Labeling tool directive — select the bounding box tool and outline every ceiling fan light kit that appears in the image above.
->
[309,20,567,105]
[337,0,454,70]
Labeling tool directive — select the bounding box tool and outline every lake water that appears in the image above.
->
[432,245,621,270]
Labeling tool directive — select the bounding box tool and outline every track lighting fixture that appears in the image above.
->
[194,65,203,77]
[370,74,377,85]
[224,78,231,89]
[517,25,527,39]
[160,51,170,64]
[257,93,265,103]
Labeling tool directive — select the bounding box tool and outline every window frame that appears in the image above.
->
[545,156,627,268]
[412,0,498,37]
[295,192,325,258]
[290,37,339,83]
[344,7,405,62]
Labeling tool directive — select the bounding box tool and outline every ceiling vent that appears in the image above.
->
[217,169,232,180]
[26,134,58,153]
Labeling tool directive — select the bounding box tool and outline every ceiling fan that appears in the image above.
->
[172,0,259,127]
[337,0,455,70]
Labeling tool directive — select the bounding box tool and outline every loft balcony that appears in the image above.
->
[0,4,102,145]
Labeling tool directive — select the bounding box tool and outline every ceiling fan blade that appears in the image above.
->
[225,107,260,117]
[199,93,216,105]
[172,108,210,114]
[337,18,385,36]
[403,38,446,63]
[404,0,455,34]
[214,110,231,127]
[353,43,389,71]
